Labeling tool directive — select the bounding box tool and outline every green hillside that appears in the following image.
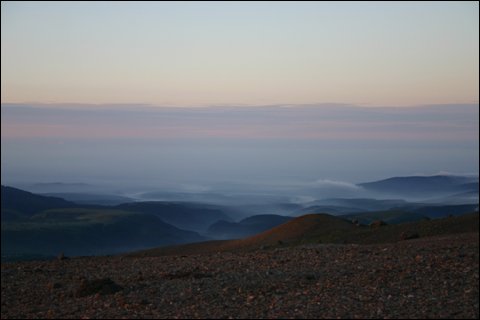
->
[1,208,204,257]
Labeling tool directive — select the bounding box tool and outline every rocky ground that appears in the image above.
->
[1,232,478,319]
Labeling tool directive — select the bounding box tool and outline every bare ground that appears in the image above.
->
[1,231,478,319]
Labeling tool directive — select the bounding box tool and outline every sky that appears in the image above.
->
[1,1,478,107]
[1,2,479,195]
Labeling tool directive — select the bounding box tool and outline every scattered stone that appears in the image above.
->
[57,253,70,260]
[370,220,387,228]
[400,230,419,241]
[74,278,123,298]
[304,274,316,280]
[163,271,212,280]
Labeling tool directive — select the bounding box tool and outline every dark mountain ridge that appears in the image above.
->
[358,175,479,198]
[1,185,78,218]
[1,186,206,259]
[114,201,233,233]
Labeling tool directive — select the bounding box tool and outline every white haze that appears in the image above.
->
[1,103,478,203]
[2,137,478,204]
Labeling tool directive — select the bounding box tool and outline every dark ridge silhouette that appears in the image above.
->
[358,175,478,198]
[1,185,78,218]
[115,201,233,233]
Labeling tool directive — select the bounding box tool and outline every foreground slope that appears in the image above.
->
[2,231,477,319]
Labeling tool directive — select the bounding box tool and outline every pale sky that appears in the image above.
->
[1,1,479,107]
[1,2,479,192]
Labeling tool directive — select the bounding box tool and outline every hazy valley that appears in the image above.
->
[1,173,478,261]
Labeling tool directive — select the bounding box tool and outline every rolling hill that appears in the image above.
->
[39,192,136,206]
[1,208,204,257]
[123,211,479,258]
[123,213,360,257]
[1,185,78,219]
[114,201,233,233]
[205,214,294,239]
[290,205,367,217]
[1,186,206,258]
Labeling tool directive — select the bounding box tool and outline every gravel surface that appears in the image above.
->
[2,232,478,319]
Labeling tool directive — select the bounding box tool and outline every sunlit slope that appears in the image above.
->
[124,214,358,257]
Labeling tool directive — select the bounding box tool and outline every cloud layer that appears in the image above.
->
[2,103,478,141]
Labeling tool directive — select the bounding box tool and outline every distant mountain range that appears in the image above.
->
[39,193,137,206]
[358,175,479,199]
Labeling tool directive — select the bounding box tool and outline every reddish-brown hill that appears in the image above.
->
[123,214,357,258]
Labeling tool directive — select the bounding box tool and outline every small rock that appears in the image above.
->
[57,253,70,260]
[351,219,358,224]
[400,230,419,241]
[74,278,124,298]
[370,220,387,228]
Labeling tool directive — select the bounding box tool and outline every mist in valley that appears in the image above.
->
[1,104,478,258]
